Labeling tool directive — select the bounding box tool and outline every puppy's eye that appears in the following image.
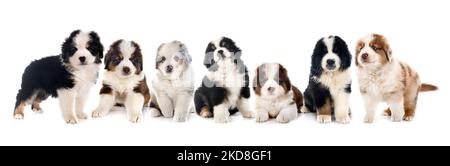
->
[158,56,166,63]
[87,46,94,52]
[371,46,380,50]
[174,56,180,62]
[70,47,77,52]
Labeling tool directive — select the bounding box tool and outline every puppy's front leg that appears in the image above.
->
[75,86,91,120]
[125,92,144,123]
[173,92,193,122]
[362,94,379,123]
[237,98,253,118]
[255,103,269,122]
[388,97,405,122]
[92,86,116,118]
[334,92,351,124]
[213,103,230,123]
[57,89,77,124]
[276,104,298,123]
[155,92,174,118]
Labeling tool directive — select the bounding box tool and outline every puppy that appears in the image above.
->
[149,41,194,122]
[194,37,253,123]
[355,34,438,123]
[13,30,104,124]
[253,63,303,123]
[302,36,352,124]
[91,39,150,123]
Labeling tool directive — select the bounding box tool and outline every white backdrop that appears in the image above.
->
[0,0,448,145]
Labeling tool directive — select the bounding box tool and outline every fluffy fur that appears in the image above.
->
[355,33,438,123]
[302,36,352,124]
[14,30,104,124]
[253,63,303,123]
[91,39,150,123]
[194,37,253,123]
[149,40,194,122]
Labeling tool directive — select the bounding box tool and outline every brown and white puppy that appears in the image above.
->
[253,63,303,123]
[355,34,437,123]
[91,39,150,123]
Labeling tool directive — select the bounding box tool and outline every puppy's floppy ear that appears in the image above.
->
[178,42,192,63]
[373,34,393,62]
[89,31,104,64]
[156,43,165,69]
[61,29,81,63]
[333,36,352,69]
[278,64,291,92]
[131,41,143,72]
[204,42,216,70]
[253,65,261,95]
[104,48,113,70]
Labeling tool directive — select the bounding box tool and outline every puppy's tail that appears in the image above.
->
[420,83,438,92]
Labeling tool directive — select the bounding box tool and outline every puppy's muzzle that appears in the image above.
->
[166,65,173,73]
[326,59,336,70]
[122,66,131,75]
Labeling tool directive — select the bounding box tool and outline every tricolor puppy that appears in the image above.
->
[149,40,194,122]
[253,63,303,123]
[13,30,104,124]
[91,39,150,123]
[194,37,253,123]
[302,36,352,124]
[355,34,438,123]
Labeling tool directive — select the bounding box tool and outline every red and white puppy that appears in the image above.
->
[355,34,437,123]
[253,63,303,123]
[92,39,150,123]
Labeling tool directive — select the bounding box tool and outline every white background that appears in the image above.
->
[0,0,448,145]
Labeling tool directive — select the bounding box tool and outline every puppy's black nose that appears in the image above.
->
[218,50,224,54]
[326,59,335,65]
[79,56,86,63]
[166,65,173,73]
[267,87,275,93]
[122,66,130,74]
[361,53,369,60]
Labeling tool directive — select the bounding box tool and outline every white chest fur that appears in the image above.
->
[71,64,100,90]
[357,61,402,100]
[103,71,144,95]
[314,70,351,96]
[207,59,245,108]
[152,66,194,98]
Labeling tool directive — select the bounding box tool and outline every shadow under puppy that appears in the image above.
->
[253,63,303,123]
[14,30,104,124]
[302,36,352,124]
[194,37,253,123]
[91,39,150,123]
[149,41,194,122]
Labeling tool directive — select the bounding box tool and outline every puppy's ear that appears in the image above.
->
[178,42,192,63]
[253,66,261,95]
[61,29,81,63]
[104,49,112,70]
[333,36,352,69]
[156,43,165,69]
[204,42,216,70]
[278,64,291,92]
[89,31,104,64]
[131,41,143,72]
[373,34,393,62]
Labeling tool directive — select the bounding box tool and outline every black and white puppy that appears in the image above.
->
[194,37,253,123]
[149,40,194,122]
[253,63,303,123]
[302,36,352,124]
[91,39,150,123]
[14,30,104,124]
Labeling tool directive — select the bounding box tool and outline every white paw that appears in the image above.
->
[76,112,88,119]
[255,112,269,123]
[364,114,374,123]
[241,111,254,118]
[173,115,188,122]
[317,115,332,123]
[213,110,230,123]
[14,114,24,120]
[91,110,104,118]
[64,115,78,124]
[391,114,403,122]
[32,108,43,113]
[336,115,351,124]
[300,106,310,113]
[128,113,142,123]
[403,115,414,121]
[149,108,162,117]
[161,109,174,118]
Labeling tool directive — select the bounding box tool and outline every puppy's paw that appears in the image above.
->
[14,113,24,120]
[76,112,88,119]
[200,107,212,118]
[403,115,414,121]
[364,114,374,123]
[336,115,351,124]
[255,112,269,123]
[300,106,310,113]
[213,110,230,123]
[173,113,188,122]
[383,108,391,116]
[64,115,78,124]
[391,114,403,122]
[317,115,332,123]
[241,111,254,118]
[91,110,104,118]
[128,113,142,123]
[32,108,43,113]
[149,108,162,117]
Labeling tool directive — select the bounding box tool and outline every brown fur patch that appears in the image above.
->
[200,106,212,118]
[355,40,365,67]
[99,83,113,95]
[130,41,143,75]
[420,83,438,92]
[369,34,392,65]
[277,64,291,93]
[292,85,303,112]
[104,39,124,71]
[31,101,42,112]
[253,65,265,95]
[14,102,27,117]
[132,77,151,106]
[317,99,332,116]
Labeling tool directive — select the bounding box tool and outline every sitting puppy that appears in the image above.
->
[149,40,194,122]
[13,30,104,124]
[194,37,253,123]
[91,39,150,123]
[253,63,303,123]
[355,34,438,123]
[302,36,352,124]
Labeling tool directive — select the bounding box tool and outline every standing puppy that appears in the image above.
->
[253,63,303,123]
[91,39,150,123]
[14,30,103,124]
[149,41,194,122]
[302,36,352,124]
[355,34,438,123]
[194,37,253,123]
